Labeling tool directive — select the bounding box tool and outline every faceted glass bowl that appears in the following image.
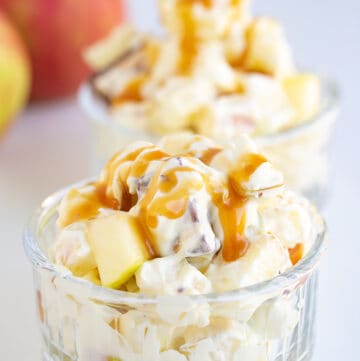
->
[24,181,326,361]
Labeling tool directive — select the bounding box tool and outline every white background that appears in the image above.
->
[0,0,359,359]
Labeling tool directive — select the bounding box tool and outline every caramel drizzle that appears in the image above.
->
[217,182,248,262]
[193,0,213,7]
[219,153,267,261]
[134,153,250,262]
[198,147,222,165]
[128,149,169,179]
[175,0,245,74]
[58,188,106,228]
[100,144,156,200]
[176,1,199,74]
[111,75,147,106]
[175,0,215,74]
[138,164,204,230]
[229,153,267,197]
[100,145,170,256]
[288,243,304,265]
[62,144,270,262]
[110,41,160,106]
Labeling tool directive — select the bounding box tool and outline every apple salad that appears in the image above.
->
[84,0,319,137]
[81,0,337,203]
[43,133,324,360]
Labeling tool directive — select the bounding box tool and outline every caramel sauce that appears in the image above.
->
[229,153,267,197]
[193,0,213,7]
[59,188,105,228]
[175,0,234,72]
[216,182,249,262]
[100,144,156,201]
[95,183,120,210]
[228,17,251,69]
[131,213,158,259]
[143,154,250,263]
[148,168,203,222]
[135,159,209,256]
[176,1,200,74]
[111,75,147,106]
[288,243,304,265]
[104,145,154,179]
[110,41,160,106]
[99,146,166,212]
[174,0,250,89]
[62,142,270,263]
[136,164,165,255]
[199,147,222,165]
[125,149,172,254]
[128,149,169,179]
[138,164,203,231]
[216,152,267,261]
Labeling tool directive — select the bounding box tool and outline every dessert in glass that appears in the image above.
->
[79,0,339,207]
[24,133,326,361]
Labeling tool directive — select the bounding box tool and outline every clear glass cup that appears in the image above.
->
[24,181,326,361]
[78,77,339,207]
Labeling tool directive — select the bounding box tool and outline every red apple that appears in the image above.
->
[0,0,125,100]
[0,10,30,135]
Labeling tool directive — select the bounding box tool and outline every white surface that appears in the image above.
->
[0,0,359,359]
[0,101,91,359]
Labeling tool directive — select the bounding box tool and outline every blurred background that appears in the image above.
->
[0,0,358,359]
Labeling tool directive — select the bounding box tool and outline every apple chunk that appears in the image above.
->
[283,74,320,124]
[87,212,151,289]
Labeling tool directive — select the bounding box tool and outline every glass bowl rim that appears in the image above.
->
[78,74,340,144]
[23,178,327,305]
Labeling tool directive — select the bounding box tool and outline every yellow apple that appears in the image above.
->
[0,10,30,135]
[87,212,151,289]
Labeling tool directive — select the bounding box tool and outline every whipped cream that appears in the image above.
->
[54,134,322,290]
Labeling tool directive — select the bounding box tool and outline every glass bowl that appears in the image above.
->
[24,180,326,361]
[78,77,339,207]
